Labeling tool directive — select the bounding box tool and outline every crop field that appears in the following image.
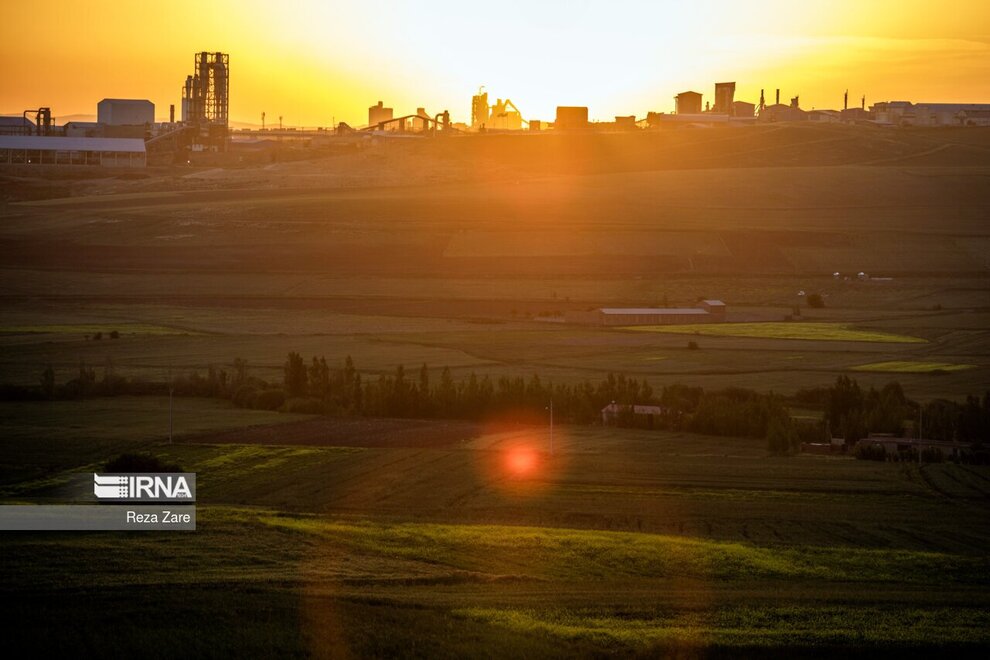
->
[2,132,988,402]
[851,360,978,373]
[622,322,927,343]
[3,397,990,656]
[2,126,989,656]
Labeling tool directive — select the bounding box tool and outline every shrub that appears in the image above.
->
[251,388,286,411]
[853,443,887,461]
[687,341,700,350]
[807,293,825,308]
[283,397,324,414]
[231,384,258,408]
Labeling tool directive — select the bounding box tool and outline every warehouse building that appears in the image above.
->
[871,101,990,126]
[566,300,726,326]
[97,99,154,126]
[0,136,147,167]
[675,91,703,115]
[0,116,36,136]
[554,106,589,130]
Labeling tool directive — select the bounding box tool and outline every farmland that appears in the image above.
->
[3,397,990,656]
[851,360,978,373]
[1,127,988,402]
[2,125,990,656]
[622,322,926,343]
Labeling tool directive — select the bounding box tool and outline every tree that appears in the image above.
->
[766,415,797,455]
[283,352,307,397]
[40,364,55,399]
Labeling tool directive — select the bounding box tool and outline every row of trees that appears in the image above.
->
[12,355,989,453]
[800,376,990,443]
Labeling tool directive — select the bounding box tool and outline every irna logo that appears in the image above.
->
[93,473,194,501]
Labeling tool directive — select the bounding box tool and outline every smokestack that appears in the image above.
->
[844,90,848,111]
[170,104,175,123]
[861,95,866,110]
[775,89,780,105]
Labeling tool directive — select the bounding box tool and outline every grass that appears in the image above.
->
[623,322,926,343]
[3,394,990,656]
[256,513,989,584]
[455,605,990,649]
[851,361,977,374]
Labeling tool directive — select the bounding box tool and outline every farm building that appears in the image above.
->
[854,435,973,460]
[602,403,667,427]
[566,300,726,326]
[0,136,146,167]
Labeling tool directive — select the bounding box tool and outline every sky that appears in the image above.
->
[2,0,989,126]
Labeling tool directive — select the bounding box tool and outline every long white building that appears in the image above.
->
[871,101,990,126]
[0,136,146,167]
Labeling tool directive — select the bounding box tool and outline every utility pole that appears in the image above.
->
[168,364,174,445]
[546,399,554,455]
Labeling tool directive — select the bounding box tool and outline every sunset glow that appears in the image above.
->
[2,1,988,126]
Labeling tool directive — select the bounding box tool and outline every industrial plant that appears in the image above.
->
[3,53,990,169]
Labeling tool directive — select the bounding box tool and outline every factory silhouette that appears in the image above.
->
[2,49,990,167]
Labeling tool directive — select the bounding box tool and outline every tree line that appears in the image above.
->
[8,354,989,454]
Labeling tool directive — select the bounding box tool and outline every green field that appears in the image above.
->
[851,360,978,373]
[624,322,926,343]
[2,127,990,656]
[3,398,990,656]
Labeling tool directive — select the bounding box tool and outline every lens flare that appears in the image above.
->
[505,446,539,477]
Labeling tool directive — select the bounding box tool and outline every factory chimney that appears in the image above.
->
[775,89,780,105]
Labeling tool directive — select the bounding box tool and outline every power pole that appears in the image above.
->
[547,399,554,455]
[167,363,174,445]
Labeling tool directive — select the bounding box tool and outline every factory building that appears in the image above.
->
[675,91,702,115]
[565,300,726,326]
[368,101,393,127]
[713,82,735,114]
[554,106,589,130]
[97,99,154,126]
[0,116,36,136]
[0,136,146,167]
[613,115,637,130]
[731,101,755,118]
[471,90,489,128]
[958,110,990,127]
[760,103,807,122]
[808,110,842,123]
[871,101,990,126]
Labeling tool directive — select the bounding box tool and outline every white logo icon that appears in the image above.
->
[93,474,193,500]
[93,474,129,498]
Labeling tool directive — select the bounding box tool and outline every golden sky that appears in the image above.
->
[2,0,989,126]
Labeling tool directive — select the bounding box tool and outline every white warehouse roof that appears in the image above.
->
[0,136,146,152]
[600,308,708,315]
